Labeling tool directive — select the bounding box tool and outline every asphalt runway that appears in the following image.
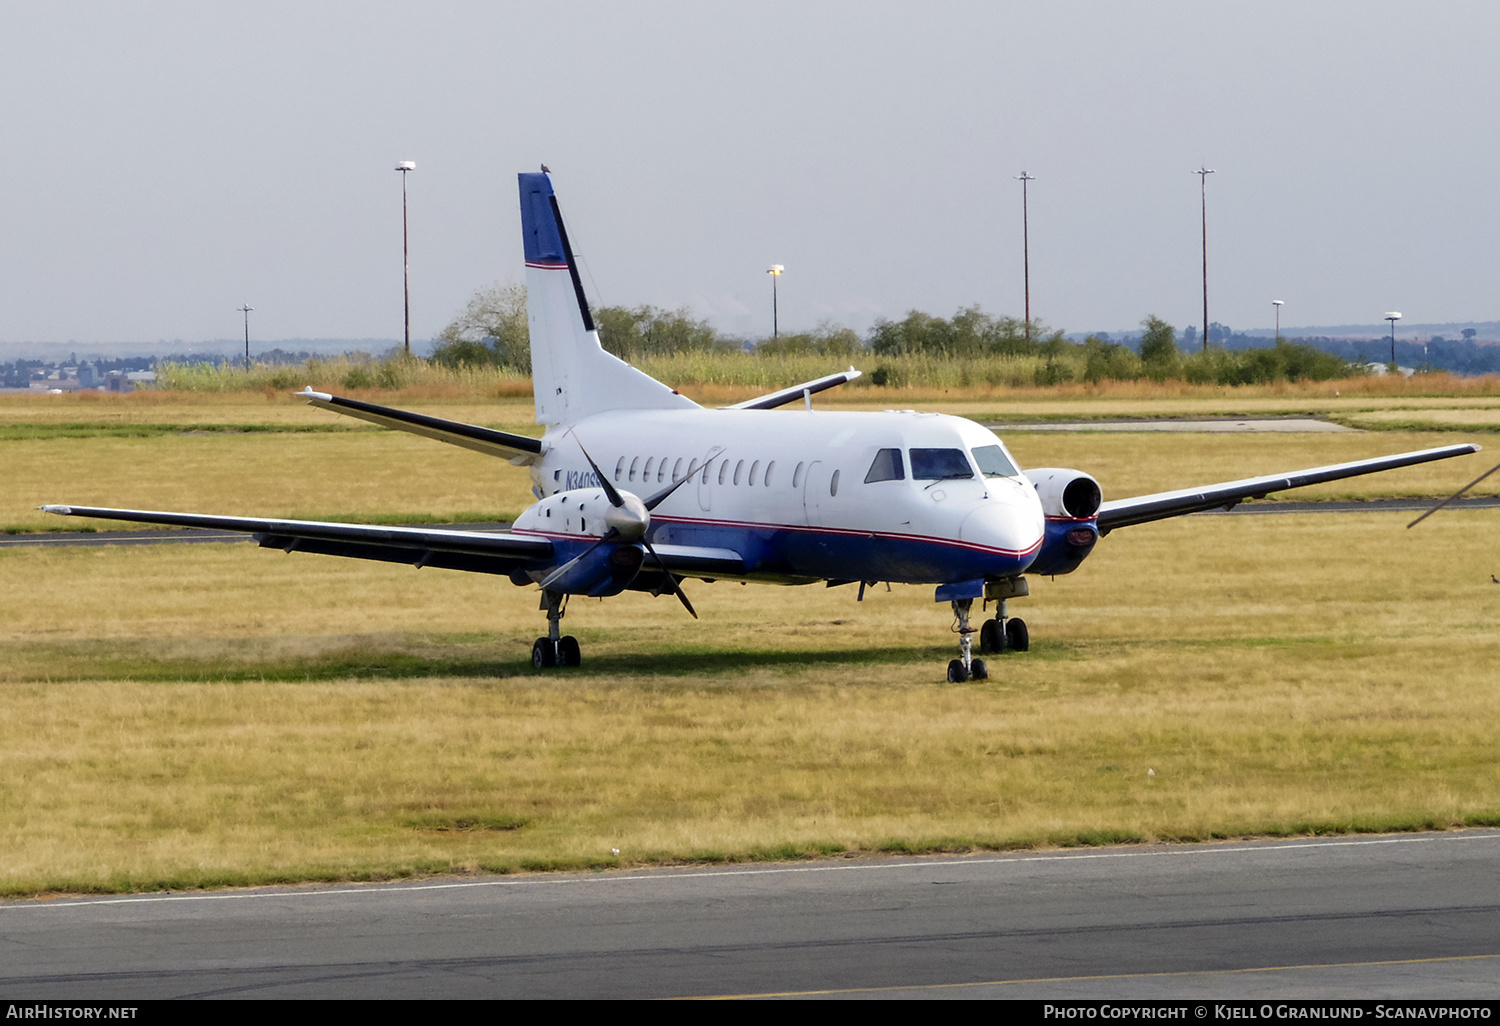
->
[2,832,1497,999]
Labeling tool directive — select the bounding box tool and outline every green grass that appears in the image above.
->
[0,507,1496,896]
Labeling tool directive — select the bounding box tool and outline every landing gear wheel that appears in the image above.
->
[979,619,1002,654]
[558,635,581,667]
[531,637,557,669]
[947,659,968,683]
[1004,617,1029,652]
[969,658,988,680]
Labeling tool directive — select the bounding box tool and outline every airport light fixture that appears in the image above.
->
[396,161,416,355]
[767,264,784,339]
[238,304,253,367]
[1272,299,1284,342]
[1385,311,1402,365]
[1016,171,1035,341]
[1195,167,1215,351]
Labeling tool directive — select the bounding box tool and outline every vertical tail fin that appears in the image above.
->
[519,172,699,425]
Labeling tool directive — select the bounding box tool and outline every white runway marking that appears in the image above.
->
[8,830,1498,912]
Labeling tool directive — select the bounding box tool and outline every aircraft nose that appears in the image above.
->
[959,487,1044,556]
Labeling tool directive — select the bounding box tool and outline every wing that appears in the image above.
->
[298,389,544,465]
[40,504,554,575]
[1095,443,1482,534]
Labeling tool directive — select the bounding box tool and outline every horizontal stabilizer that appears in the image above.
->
[298,389,543,465]
[723,368,863,411]
[1096,443,1482,533]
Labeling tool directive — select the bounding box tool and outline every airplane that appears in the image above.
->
[43,171,1482,682]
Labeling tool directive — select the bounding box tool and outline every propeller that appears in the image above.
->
[1407,461,1500,528]
[564,434,722,618]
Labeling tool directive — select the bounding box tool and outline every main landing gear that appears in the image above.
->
[532,589,581,669]
[946,577,1029,682]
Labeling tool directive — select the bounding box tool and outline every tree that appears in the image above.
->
[1138,315,1179,381]
[430,281,531,372]
[594,305,733,358]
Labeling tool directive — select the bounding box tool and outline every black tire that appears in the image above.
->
[558,635,581,667]
[947,659,968,683]
[531,638,556,669]
[1005,617,1029,653]
[979,619,1002,654]
[969,658,988,680]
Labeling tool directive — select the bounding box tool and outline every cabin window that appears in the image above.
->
[830,469,840,496]
[629,457,640,482]
[765,461,775,487]
[793,462,805,488]
[702,461,712,484]
[613,457,625,481]
[719,461,729,485]
[733,459,744,485]
[643,457,656,481]
[672,458,684,482]
[749,460,760,486]
[864,447,905,483]
[971,444,1020,478]
[553,469,561,482]
[657,457,668,483]
[910,448,974,481]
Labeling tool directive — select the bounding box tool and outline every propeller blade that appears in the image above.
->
[538,527,619,591]
[641,538,697,619]
[642,447,723,512]
[1407,461,1500,528]
[569,431,626,508]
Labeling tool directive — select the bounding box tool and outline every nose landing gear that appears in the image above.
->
[942,577,1029,681]
[947,598,988,682]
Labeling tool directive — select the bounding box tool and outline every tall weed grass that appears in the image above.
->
[153,353,1500,404]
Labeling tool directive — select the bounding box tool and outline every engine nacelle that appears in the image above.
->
[1025,468,1102,519]
[1024,468,1101,576]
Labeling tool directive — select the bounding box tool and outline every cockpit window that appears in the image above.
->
[971,444,1019,478]
[909,448,974,480]
[864,447,905,483]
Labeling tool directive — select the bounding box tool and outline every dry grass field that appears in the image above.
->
[0,385,1496,895]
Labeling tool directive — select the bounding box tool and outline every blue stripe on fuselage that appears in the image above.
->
[649,516,1037,584]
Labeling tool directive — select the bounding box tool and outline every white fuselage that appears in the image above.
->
[520,407,1046,586]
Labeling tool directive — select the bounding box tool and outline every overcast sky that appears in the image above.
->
[2,1,1496,346]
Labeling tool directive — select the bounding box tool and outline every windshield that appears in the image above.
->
[909,448,974,481]
[971,444,1020,478]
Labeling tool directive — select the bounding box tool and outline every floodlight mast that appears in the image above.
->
[238,304,253,367]
[1272,299,1284,342]
[1195,167,1215,352]
[1385,311,1402,366]
[767,265,784,339]
[1016,171,1035,341]
[396,161,416,355]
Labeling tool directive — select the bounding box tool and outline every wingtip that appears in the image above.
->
[297,387,334,402]
[40,504,71,515]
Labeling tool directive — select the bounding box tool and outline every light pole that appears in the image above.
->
[1272,300,1284,342]
[1195,167,1215,351]
[1016,171,1035,341]
[396,160,415,356]
[1385,311,1402,367]
[238,304,253,368]
[767,265,784,339]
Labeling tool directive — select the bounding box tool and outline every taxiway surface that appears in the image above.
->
[2,832,1497,999]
